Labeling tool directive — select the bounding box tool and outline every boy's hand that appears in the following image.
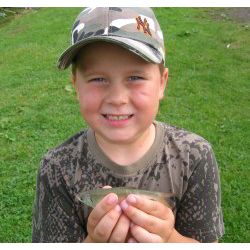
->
[84,192,130,243]
[120,194,175,243]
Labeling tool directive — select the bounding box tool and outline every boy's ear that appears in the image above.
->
[71,74,79,101]
[159,68,168,100]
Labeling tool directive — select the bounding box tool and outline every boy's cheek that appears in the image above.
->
[78,89,101,106]
[78,97,96,118]
[131,91,154,106]
[133,87,162,101]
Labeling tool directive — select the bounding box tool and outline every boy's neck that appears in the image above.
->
[94,124,156,166]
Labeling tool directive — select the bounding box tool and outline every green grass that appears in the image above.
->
[0,8,249,242]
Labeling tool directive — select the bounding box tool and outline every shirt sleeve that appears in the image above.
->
[175,142,225,242]
[32,153,87,242]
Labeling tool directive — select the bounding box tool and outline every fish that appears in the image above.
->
[76,187,175,208]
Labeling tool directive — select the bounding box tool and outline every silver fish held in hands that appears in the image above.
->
[76,187,175,208]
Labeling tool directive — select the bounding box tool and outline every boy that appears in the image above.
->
[32,7,224,243]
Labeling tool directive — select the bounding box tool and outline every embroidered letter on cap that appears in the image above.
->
[136,16,152,36]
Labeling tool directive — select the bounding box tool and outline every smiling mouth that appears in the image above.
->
[102,114,134,121]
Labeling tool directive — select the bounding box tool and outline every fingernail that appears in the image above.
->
[128,238,136,243]
[106,193,118,205]
[120,200,128,210]
[127,194,136,204]
[115,205,121,213]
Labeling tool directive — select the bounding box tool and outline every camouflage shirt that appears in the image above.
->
[32,121,224,242]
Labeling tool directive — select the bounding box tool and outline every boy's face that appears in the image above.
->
[72,42,168,145]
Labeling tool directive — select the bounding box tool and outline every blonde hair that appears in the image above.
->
[71,60,165,76]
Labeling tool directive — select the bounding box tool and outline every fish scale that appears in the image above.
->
[76,187,175,208]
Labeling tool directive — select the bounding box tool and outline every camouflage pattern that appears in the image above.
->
[32,121,224,242]
[58,7,165,70]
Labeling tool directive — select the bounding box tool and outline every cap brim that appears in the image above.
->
[57,36,163,70]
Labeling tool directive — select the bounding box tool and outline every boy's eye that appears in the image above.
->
[89,77,106,83]
[128,76,144,81]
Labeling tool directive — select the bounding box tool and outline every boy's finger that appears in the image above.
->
[127,237,138,243]
[120,201,164,234]
[130,223,162,243]
[108,214,130,242]
[87,193,118,233]
[92,205,122,242]
[125,194,171,220]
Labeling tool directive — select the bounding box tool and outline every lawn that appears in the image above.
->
[0,8,249,242]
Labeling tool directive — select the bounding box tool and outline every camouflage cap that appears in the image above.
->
[57,7,165,70]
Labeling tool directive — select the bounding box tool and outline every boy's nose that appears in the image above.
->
[105,83,129,106]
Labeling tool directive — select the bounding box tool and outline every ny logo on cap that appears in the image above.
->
[136,16,152,36]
